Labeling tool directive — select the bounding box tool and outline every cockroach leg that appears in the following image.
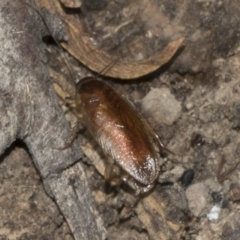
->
[216,155,240,183]
[104,164,114,181]
[156,135,175,156]
[152,131,175,155]
[105,163,154,195]
[52,120,81,150]
[143,117,175,155]
[104,164,121,186]
[141,183,155,194]
[126,177,154,196]
[64,96,76,109]
[120,173,154,195]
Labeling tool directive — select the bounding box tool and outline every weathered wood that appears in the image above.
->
[0,0,106,239]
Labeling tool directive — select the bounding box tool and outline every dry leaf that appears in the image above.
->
[63,19,185,79]
[36,0,184,79]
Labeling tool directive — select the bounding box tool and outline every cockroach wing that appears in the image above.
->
[77,78,161,185]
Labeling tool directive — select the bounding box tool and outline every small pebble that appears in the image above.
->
[186,182,208,217]
[158,166,184,183]
[211,192,222,203]
[185,101,194,110]
[141,87,182,126]
[229,183,240,202]
[190,132,205,148]
[207,205,221,221]
[181,169,195,187]
[221,198,229,208]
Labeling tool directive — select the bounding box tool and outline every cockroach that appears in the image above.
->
[75,77,171,194]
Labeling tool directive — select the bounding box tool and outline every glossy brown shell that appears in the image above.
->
[76,77,161,185]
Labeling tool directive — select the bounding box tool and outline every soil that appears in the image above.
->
[1,0,240,239]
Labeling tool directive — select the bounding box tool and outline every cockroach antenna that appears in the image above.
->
[25,2,77,83]
[26,2,120,85]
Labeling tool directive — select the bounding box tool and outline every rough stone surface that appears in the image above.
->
[141,87,182,126]
[0,143,74,240]
[186,182,209,217]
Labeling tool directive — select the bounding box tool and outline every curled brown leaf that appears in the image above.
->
[37,0,184,79]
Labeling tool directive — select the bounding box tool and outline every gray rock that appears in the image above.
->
[141,87,182,126]
[186,182,209,217]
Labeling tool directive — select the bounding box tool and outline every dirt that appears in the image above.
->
[0,142,74,240]
[1,0,240,239]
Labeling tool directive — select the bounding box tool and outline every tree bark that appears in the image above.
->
[0,0,106,239]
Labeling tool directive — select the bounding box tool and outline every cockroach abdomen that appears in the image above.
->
[76,77,166,193]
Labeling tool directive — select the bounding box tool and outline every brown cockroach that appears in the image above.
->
[75,77,171,194]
